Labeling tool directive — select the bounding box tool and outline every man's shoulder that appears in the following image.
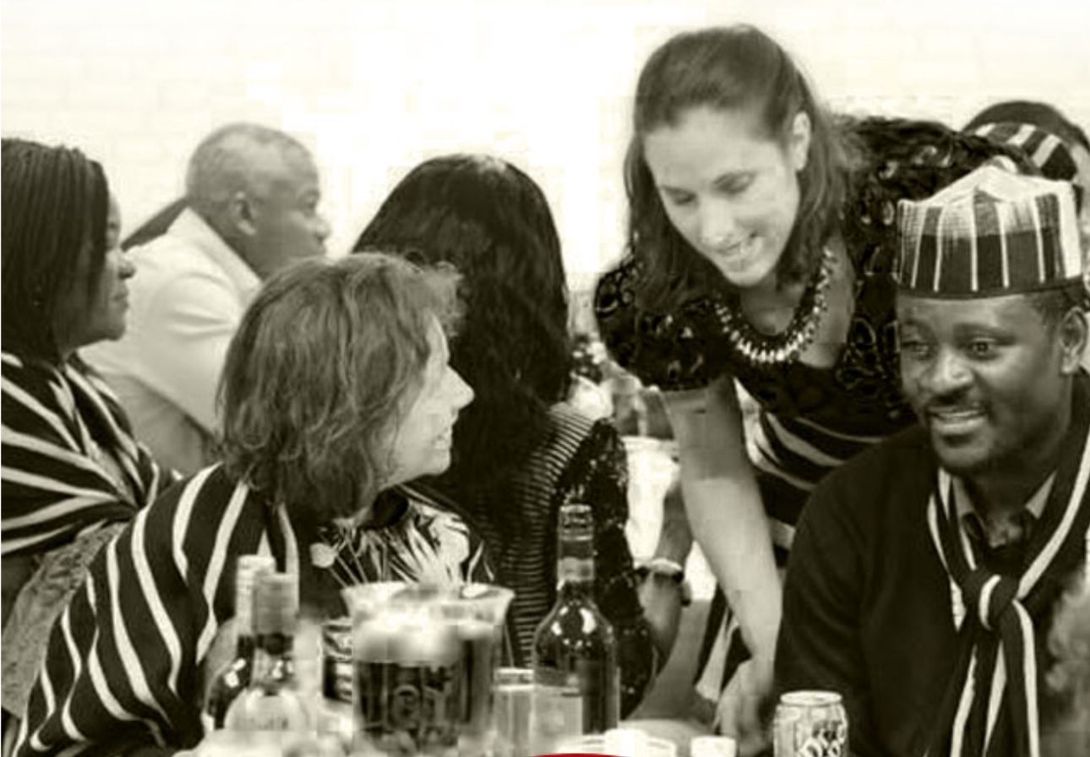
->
[129,233,229,286]
[806,425,936,527]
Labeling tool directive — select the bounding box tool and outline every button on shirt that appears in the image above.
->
[83,209,260,474]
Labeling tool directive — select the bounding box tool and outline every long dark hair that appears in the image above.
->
[2,138,109,362]
[353,154,573,537]
[626,25,855,312]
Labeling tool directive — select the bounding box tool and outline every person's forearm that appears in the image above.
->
[651,484,692,565]
[639,578,683,659]
[682,473,782,662]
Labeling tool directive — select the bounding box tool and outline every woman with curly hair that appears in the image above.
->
[1,138,177,731]
[354,154,688,717]
[593,24,1036,750]
[15,254,487,756]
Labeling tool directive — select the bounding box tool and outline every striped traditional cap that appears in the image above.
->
[896,164,1083,297]
[970,121,1079,182]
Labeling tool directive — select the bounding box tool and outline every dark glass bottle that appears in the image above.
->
[224,571,311,733]
[531,503,619,752]
[202,554,276,731]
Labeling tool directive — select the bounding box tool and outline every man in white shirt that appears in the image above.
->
[84,123,330,473]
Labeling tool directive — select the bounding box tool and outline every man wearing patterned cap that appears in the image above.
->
[775,165,1089,757]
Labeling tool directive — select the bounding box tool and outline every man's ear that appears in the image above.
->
[226,191,258,237]
[1059,306,1089,374]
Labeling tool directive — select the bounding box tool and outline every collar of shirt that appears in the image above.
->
[167,208,262,302]
[953,473,1055,549]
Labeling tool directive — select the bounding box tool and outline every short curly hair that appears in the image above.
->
[219,253,461,523]
[625,25,856,312]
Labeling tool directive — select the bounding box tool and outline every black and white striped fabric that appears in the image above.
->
[1,351,174,558]
[969,122,1079,183]
[13,464,492,756]
[926,388,1090,757]
[896,166,1083,298]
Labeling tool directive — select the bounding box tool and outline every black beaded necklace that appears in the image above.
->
[712,245,836,367]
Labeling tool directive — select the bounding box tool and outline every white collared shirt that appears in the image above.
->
[83,209,260,474]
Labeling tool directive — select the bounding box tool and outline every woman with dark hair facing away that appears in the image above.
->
[354,154,688,717]
[0,138,177,732]
[594,24,1034,751]
[16,254,490,756]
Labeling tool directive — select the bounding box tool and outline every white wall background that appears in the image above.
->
[4,0,1089,303]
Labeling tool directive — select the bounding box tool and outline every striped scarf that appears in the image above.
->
[1,351,175,558]
[927,375,1090,757]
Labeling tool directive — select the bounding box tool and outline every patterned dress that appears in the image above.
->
[594,117,1032,697]
[14,464,492,756]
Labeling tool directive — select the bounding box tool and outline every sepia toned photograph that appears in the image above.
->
[2,1,1088,755]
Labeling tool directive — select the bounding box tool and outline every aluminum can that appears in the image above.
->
[773,690,848,757]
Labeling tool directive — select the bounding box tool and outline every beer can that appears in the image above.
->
[773,690,848,757]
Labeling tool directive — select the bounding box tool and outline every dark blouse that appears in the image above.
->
[595,117,1031,549]
[458,403,658,717]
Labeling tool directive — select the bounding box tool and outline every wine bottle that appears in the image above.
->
[202,554,276,731]
[224,571,311,733]
[531,503,619,753]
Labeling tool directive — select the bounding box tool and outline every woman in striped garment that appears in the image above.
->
[353,155,690,716]
[592,25,1044,753]
[14,254,490,756]
[1,138,177,733]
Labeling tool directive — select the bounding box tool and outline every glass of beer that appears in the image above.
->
[342,582,513,757]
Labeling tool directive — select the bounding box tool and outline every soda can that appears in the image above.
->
[773,690,848,757]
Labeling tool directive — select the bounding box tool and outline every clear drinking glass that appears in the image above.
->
[492,667,534,757]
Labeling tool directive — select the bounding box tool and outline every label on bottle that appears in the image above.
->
[531,668,583,753]
[557,557,594,585]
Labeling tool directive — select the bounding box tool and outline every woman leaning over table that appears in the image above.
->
[594,24,1039,753]
[14,254,491,756]
[1,138,177,737]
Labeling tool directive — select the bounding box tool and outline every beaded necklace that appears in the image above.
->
[713,245,836,367]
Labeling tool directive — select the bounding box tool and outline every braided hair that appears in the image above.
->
[2,138,109,362]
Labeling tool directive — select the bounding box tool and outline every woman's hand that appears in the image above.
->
[715,656,774,756]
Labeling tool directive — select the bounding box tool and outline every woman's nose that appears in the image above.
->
[698,199,739,248]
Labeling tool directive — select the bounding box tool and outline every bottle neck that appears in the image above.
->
[556,529,595,595]
[252,632,295,684]
[234,634,255,663]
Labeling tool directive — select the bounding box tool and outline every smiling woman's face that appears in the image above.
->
[382,316,475,487]
[642,105,810,292]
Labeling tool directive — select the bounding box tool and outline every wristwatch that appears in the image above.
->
[636,557,692,606]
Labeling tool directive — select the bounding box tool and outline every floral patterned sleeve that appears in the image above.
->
[555,418,659,716]
[594,258,735,392]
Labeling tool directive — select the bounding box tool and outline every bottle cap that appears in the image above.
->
[234,555,276,630]
[558,503,593,533]
[253,572,298,635]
